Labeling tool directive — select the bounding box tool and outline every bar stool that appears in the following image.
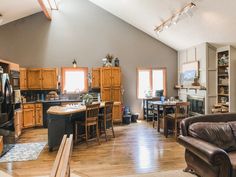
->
[74,103,100,146]
[99,101,115,141]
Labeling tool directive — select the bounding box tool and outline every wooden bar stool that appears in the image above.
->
[99,101,115,141]
[75,103,100,146]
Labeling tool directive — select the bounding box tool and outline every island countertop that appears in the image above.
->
[47,102,107,116]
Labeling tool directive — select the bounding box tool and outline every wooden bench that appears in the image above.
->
[50,134,73,177]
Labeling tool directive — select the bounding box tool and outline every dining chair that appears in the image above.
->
[98,101,115,141]
[74,103,100,146]
[165,102,190,139]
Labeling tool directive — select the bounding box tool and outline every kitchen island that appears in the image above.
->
[47,102,105,151]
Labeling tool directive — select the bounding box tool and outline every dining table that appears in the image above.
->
[152,100,180,137]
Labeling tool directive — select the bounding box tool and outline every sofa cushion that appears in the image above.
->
[188,122,236,152]
[228,121,236,137]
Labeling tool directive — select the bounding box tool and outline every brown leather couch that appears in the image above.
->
[178,113,236,177]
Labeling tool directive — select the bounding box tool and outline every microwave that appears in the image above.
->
[10,70,20,90]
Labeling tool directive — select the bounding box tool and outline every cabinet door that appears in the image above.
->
[41,68,58,89]
[101,68,112,87]
[20,68,27,90]
[14,109,23,138]
[91,68,100,88]
[111,87,121,102]
[113,103,122,122]
[111,68,121,87]
[35,107,43,126]
[101,87,111,101]
[27,69,42,89]
[23,108,35,128]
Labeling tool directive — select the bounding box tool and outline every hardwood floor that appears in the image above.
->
[0,121,186,177]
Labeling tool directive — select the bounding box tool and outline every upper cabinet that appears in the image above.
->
[101,67,112,87]
[41,68,58,89]
[100,67,122,102]
[21,68,58,90]
[20,68,28,90]
[101,67,121,88]
[91,68,100,88]
[111,68,121,87]
[28,69,42,90]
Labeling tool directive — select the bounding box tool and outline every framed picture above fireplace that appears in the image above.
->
[180,61,199,85]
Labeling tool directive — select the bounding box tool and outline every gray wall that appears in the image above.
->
[0,0,177,115]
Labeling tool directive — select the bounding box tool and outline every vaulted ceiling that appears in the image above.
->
[88,0,236,50]
[0,0,41,25]
[1,0,236,50]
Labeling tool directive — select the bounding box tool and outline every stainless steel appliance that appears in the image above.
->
[0,68,15,156]
[10,70,20,90]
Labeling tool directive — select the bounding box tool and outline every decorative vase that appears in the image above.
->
[114,58,119,67]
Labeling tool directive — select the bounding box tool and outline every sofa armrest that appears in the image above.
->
[178,135,231,167]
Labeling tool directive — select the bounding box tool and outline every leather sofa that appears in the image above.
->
[178,113,236,177]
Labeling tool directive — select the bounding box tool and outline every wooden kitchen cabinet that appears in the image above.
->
[111,68,121,87]
[22,103,43,128]
[101,67,112,87]
[41,68,58,89]
[20,68,28,90]
[25,68,58,90]
[23,104,35,128]
[91,68,100,88]
[100,67,121,102]
[14,109,23,139]
[35,103,43,126]
[113,102,122,123]
[101,87,112,101]
[111,87,121,102]
[27,69,42,90]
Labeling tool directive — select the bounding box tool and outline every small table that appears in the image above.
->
[152,101,179,137]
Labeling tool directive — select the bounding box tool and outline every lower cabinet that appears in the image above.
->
[35,103,43,126]
[23,103,43,129]
[14,109,23,139]
[113,102,122,123]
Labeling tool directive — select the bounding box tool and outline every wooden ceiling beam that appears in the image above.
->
[38,0,52,20]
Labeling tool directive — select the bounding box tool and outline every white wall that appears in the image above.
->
[0,0,178,115]
[178,43,217,114]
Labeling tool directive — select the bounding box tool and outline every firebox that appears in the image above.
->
[187,95,205,115]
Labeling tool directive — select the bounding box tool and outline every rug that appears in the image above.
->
[116,169,196,177]
[0,142,47,163]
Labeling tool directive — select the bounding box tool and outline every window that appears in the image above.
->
[137,68,166,99]
[61,67,88,93]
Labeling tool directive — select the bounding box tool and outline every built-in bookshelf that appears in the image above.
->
[216,46,236,113]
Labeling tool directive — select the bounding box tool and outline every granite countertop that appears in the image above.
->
[47,102,105,116]
[22,99,82,104]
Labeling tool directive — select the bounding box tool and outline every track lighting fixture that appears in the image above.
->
[154,2,196,35]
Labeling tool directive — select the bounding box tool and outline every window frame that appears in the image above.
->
[136,67,167,99]
[61,67,88,94]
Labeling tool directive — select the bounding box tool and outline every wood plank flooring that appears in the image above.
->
[0,121,186,177]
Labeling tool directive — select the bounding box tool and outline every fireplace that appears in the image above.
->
[187,95,205,115]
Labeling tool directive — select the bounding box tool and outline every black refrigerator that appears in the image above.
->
[0,68,15,156]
